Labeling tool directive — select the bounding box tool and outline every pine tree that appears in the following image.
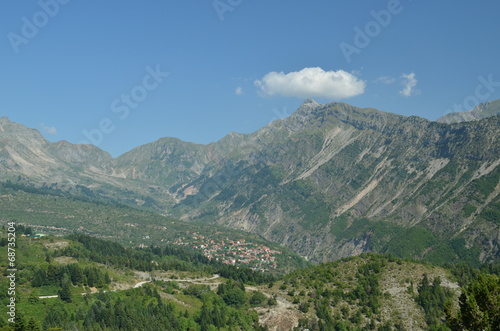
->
[26,318,42,331]
[69,265,84,285]
[31,269,48,287]
[13,312,26,331]
[43,303,69,330]
[46,265,58,285]
[59,273,73,303]
[447,273,500,330]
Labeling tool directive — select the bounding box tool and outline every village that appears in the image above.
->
[171,231,282,272]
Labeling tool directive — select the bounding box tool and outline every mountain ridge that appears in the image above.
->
[1,100,499,265]
[437,99,500,124]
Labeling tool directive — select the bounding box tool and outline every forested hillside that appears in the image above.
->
[0,182,308,275]
[1,230,499,330]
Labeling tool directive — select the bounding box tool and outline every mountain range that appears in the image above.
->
[1,99,499,264]
[437,99,500,124]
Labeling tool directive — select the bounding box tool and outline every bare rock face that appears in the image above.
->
[256,305,302,331]
[1,99,500,265]
[171,100,500,264]
[437,100,500,124]
[48,140,112,169]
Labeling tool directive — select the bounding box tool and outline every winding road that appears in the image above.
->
[38,274,221,299]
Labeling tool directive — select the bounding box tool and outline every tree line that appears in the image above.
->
[61,233,275,285]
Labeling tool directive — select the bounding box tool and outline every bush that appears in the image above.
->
[250,291,267,305]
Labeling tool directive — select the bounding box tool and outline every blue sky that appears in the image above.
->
[1,0,499,157]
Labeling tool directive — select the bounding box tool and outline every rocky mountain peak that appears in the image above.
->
[48,140,113,166]
[436,99,500,124]
[298,98,320,111]
[0,116,47,145]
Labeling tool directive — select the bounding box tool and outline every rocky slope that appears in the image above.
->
[0,116,169,205]
[1,100,499,265]
[437,99,500,124]
[2,234,471,330]
[170,101,500,264]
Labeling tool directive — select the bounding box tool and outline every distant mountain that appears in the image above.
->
[170,101,500,264]
[1,100,499,266]
[0,116,166,206]
[437,99,500,124]
[0,116,111,180]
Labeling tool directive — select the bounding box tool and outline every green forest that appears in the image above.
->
[0,228,499,330]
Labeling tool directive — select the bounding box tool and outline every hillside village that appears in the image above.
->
[171,231,283,272]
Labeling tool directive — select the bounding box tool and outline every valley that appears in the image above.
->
[1,100,499,266]
[1,99,500,330]
[2,232,498,330]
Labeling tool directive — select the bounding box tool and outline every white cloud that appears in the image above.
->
[375,76,395,84]
[235,86,244,95]
[40,123,57,136]
[400,73,418,97]
[254,67,365,99]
